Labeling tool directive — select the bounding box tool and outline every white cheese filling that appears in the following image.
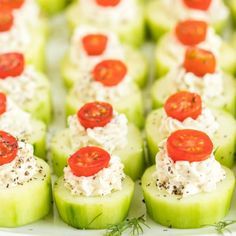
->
[165,28,222,65]
[68,112,128,153]
[69,25,125,70]
[0,141,38,188]
[162,0,229,23]
[171,67,224,100]
[154,141,225,197]
[159,107,219,139]
[0,66,47,107]
[64,155,125,196]
[0,98,33,140]
[78,0,138,27]
[0,0,41,54]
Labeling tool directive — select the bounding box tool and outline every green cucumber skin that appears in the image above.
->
[37,0,67,15]
[51,124,145,180]
[146,0,229,41]
[66,2,145,47]
[145,108,236,167]
[53,176,134,229]
[225,0,236,25]
[0,158,52,227]
[61,46,148,89]
[151,74,236,117]
[155,35,236,78]
[142,166,235,229]
[66,86,144,129]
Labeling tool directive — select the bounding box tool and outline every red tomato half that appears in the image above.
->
[0,92,7,115]
[68,146,111,177]
[0,9,13,32]
[183,0,212,10]
[183,47,216,77]
[77,101,113,129]
[93,59,127,87]
[164,91,202,122]
[0,0,24,9]
[175,20,207,46]
[0,52,25,79]
[82,34,108,56]
[167,129,213,162]
[0,131,18,166]
[96,0,121,7]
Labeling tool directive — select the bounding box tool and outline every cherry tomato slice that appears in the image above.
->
[78,101,113,129]
[82,34,108,56]
[96,0,121,7]
[93,59,127,87]
[183,0,211,10]
[68,146,111,177]
[175,20,207,46]
[0,9,13,32]
[0,92,7,115]
[0,130,18,166]
[164,91,202,122]
[0,52,24,79]
[167,129,213,162]
[183,47,216,77]
[0,0,24,9]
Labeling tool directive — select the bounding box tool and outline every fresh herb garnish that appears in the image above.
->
[206,220,236,234]
[104,215,149,236]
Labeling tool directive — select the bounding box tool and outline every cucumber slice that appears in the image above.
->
[146,0,229,40]
[155,35,236,78]
[51,124,145,180]
[53,175,134,229]
[0,158,52,227]
[37,0,67,15]
[66,85,144,129]
[61,46,148,89]
[142,165,235,229]
[145,108,236,167]
[151,74,236,116]
[30,119,47,159]
[66,1,145,47]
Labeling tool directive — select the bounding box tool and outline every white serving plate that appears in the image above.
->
[0,15,235,236]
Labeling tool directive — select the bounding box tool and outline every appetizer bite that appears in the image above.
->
[66,0,145,47]
[53,146,134,229]
[152,48,236,116]
[51,101,144,180]
[62,26,147,88]
[0,0,48,71]
[146,91,236,167]
[0,131,51,227]
[66,59,144,128]
[142,129,235,228]
[0,92,47,159]
[155,19,236,77]
[0,52,52,124]
[146,0,229,40]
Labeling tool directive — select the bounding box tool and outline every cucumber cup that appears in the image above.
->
[51,124,145,180]
[37,0,68,15]
[0,158,52,227]
[146,108,236,167]
[146,0,229,40]
[142,165,235,229]
[66,1,145,47]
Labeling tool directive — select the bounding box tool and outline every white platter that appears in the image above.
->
[0,14,236,236]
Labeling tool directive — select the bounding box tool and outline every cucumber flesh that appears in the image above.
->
[0,158,52,227]
[151,74,236,116]
[53,175,134,229]
[66,84,144,129]
[51,124,145,180]
[145,108,236,167]
[142,165,235,229]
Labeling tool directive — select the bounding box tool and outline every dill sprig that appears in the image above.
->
[104,215,149,236]
[206,220,236,234]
